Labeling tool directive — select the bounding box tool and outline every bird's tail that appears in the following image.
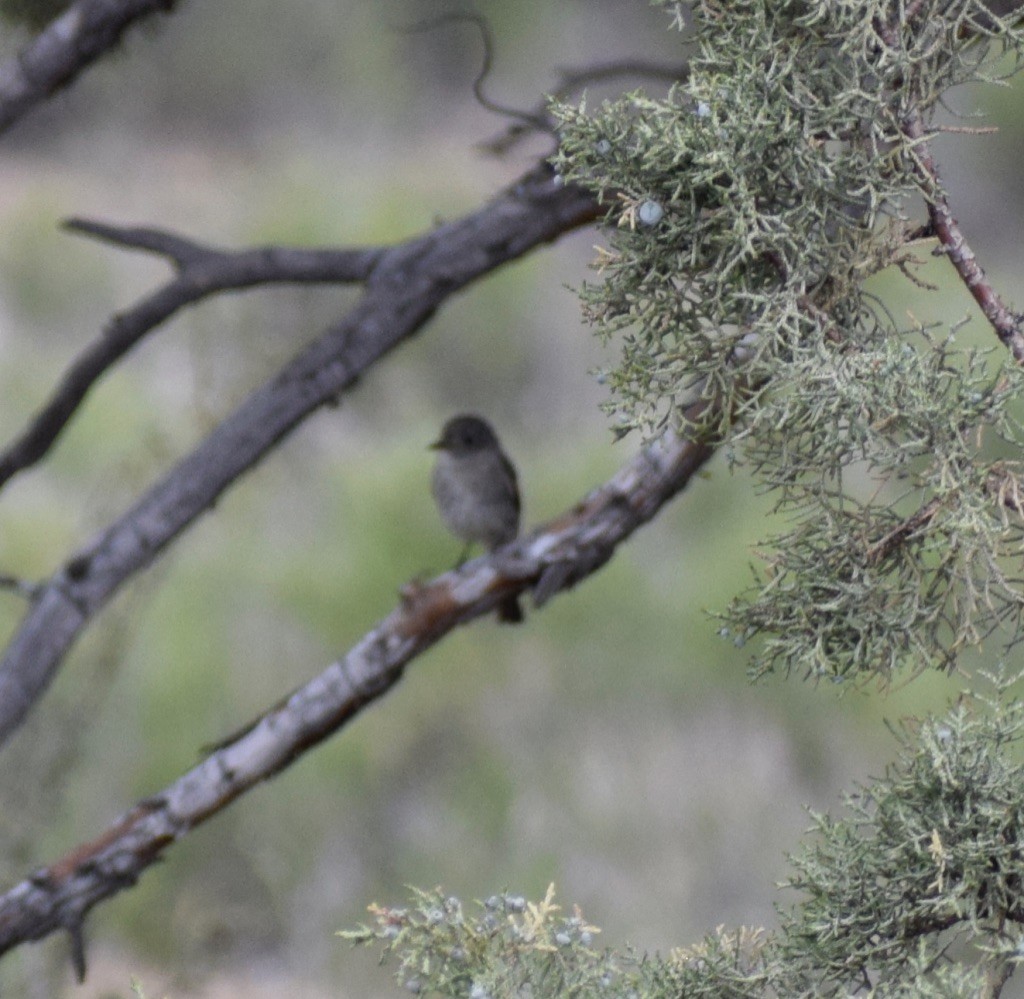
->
[497,594,523,624]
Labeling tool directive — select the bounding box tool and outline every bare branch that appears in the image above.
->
[0,163,601,747]
[63,217,383,280]
[903,113,1024,363]
[399,13,688,156]
[0,0,178,137]
[0,412,715,973]
[65,217,226,263]
[0,575,43,600]
[0,223,384,491]
[870,7,1024,362]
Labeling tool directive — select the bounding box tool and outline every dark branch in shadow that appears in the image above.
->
[481,58,689,156]
[0,223,385,492]
[0,162,601,747]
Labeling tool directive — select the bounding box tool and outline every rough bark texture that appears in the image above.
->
[0,417,715,974]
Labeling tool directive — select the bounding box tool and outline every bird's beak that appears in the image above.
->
[428,438,444,451]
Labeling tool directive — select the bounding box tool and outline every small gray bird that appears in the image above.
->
[430,414,523,623]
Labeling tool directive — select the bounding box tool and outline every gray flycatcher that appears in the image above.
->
[430,414,523,624]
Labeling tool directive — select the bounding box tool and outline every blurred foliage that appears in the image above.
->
[0,0,69,32]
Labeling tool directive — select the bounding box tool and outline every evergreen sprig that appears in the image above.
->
[344,673,1024,996]
[553,0,1024,682]
[776,668,1024,994]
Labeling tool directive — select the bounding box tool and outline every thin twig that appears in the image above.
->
[398,12,549,135]
[903,111,1024,363]
[873,9,1024,362]
[482,58,688,156]
[0,575,44,601]
[401,8,686,155]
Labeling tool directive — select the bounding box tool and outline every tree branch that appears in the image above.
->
[0,220,385,491]
[0,0,178,137]
[399,12,551,139]
[870,6,1024,361]
[0,411,715,977]
[401,12,688,157]
[902,112,1024,363]
[0,163,601,747]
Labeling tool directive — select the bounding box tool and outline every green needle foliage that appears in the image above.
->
[344,673,1024,996]
[553,1,1024,683]
[777,669,1024,994]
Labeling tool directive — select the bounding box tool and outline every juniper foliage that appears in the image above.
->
[344,673,1024,996]
[343,5,1024,996]
[553,0,1024,683]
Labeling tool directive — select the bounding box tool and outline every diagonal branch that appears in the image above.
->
[0,411,716,977]
[0,0,178,137]
[872,7,1024,362]
[902,112,1024,363]
[0,162,601,748]
[854,6,1024,578]
[0,220,385,491]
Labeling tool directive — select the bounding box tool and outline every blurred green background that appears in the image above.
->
[1,2,1023,996]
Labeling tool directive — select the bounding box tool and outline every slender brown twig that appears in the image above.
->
[873,6,1024,362]
[902,113,1024,363]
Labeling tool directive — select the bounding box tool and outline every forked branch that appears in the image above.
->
[0,220,384,491]
[0,163,601,747]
